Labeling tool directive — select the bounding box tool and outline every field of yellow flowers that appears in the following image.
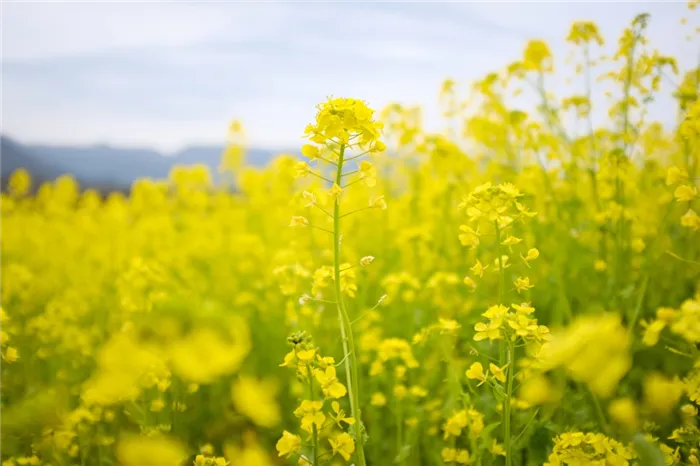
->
[2,10,700,466]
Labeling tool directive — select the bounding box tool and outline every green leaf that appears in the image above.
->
[632,433,665,466]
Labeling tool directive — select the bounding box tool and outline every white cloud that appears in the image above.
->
[2,2,290,61]
[1,1,696,151]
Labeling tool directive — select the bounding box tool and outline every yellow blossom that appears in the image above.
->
[466,362,488,385]
[489,363,508,383]
[328,432,355,461]
[315,366,347,399]
[276,431,301,458]
[289,216,309,227]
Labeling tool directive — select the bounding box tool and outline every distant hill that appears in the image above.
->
[1,137,66,183]
[1,136,291,192]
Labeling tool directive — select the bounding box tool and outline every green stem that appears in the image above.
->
[504,341,516,466]
[396,398,404,464]
[628,275,649,331]
[333,144,367,466]
[494,221,505,304]
[307,365,319,465]
[611,29,639,309]
[587,386,609,434]
[494,221,506,365]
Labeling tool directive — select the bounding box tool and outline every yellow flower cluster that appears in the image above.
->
[277,332,356,464]
[2,9,700,466]
[473,303,551,343]
[545,432,635,466]
[303,97,385,151]
[540,314,631,397]
[442,408,484,440]
[642,295,700,346]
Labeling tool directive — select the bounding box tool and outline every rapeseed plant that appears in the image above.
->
[2,6,700,466]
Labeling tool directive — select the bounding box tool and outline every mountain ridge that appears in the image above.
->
[1,135,293,192]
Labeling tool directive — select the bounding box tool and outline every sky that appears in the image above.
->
[1,1,697,152]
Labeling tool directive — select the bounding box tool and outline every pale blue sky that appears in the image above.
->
[2,1,696,151]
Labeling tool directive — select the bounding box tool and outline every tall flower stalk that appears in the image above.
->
[289,97,387,465]
[460,183,548,466]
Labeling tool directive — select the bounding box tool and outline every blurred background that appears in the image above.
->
[1,1,696,192]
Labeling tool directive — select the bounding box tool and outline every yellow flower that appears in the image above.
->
[150,399,165,412]
[231,376,280,428]
[501,235,522,247]
[304,97,383,148]
[512,303,535,315]
[194,455,229,466]
[631,238,645,253]
[301,144,319,160]
[442,448,457,462]
[315,366,347,399]
[521,248,539,266]
[681,209,700,231]
[168,326,250,384]
[369,195,387,210]
[644,373,683,416]
[674,184,698,202]
[519,374,555,405]
[508,314,538,338]
[608,397,639,430]
[358,160,377,187]
[289,216,309,227]
[494,255,511,270]
[641,319,666,346]
[523,40,553,72]
[455,449,470,464]
[2,346,19,363]
[329,183,343,198]
[470,259,488,277]
[459,225,480,248]
[8,169,31,197]
[371,392,387,407]
[276,431,301,458]
[463,276,476,291]
[328,432,355,461]
[295,161,311,177]
[681,403,698,418]
[594,259,607,272]
[490,439,506,456]
[489,363,508,384]
[116,435,186,466]
[567,21,604,45]
[360,256,375,266]
[224,441,272,466]
[666,166,689,185]
[466,362,487,385]
[540,314,631,397]
[330,401,355,427]
[294,400,325,432]
[302,191,316,207]
[297,349,316,363]
[514,277,534,294]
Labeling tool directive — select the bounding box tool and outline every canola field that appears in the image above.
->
[2,12,700,466]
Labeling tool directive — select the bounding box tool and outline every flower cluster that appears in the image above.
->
[303,97,385,151]
[473,303,551,343]
[442,408,485,441]
[277,332,357,464]
[667,164,699,232]
[545,432,635,466]
[539,314,631,397]
[3,10,700,466]
[642,295,700,346]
